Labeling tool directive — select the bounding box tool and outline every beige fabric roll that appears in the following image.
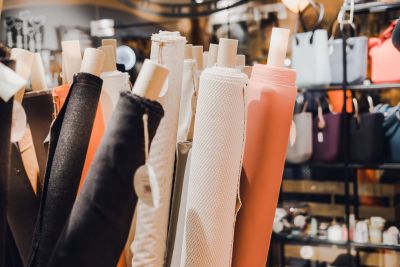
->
[131,31,186,267]
[181,66,248,267]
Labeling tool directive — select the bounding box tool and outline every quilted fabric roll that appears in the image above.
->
[0,98,13,267]
[27,73,103,267]
[232,64,296,267]
[47,92,164,267]
[131,31,186,267]
[177,60,196,142]
[181,66,248,267]
[166,142,192,267]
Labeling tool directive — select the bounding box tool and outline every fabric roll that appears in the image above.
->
[0,97,13,267]
[177,60,196,142]
[232,64,297,267]
[181,66,248,267]
[22,90,54,188]
[8,144,39,265]
[48,92,164,267]
[131,31,186,267]
[27,73,103,267]
[166,142,192,267]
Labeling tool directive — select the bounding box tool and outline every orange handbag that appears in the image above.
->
[369,20,400,83]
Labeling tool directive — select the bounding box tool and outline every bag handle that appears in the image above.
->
[380,20,398,41]
[329,20,357,41]
[296,2,325,45]
[352,98,360,126]
[317,99,326,130]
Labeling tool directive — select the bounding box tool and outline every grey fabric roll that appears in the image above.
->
[7,144,39,266]
[27,72,103,267]
[47,92,164,267]
[0,97,13,267]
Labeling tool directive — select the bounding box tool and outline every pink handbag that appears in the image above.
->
[369,21,400,83]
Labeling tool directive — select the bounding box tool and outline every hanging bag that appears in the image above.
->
[381,105,400,162]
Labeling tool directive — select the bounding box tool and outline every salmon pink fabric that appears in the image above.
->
[232,64,296,267]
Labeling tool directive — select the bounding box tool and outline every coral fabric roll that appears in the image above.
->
[181,66,248,267]
[47,92,164,267]
[131,31,186,267]
[232,64,296,267]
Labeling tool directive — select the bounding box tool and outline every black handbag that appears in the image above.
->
[350,97,384,163]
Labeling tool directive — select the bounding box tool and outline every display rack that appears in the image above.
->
[274,2,400,267]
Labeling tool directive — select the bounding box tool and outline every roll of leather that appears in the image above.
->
[0,97,13,267]
[181,66,248,267]
[22,90,54,189]
[27,73,103,267]
[131,31,186,267]
[47,92,164,267]
[166,142,192,267]
[8,144,39,265]
[232,64,296,267]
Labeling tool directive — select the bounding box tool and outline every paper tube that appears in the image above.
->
[184,44,193,59]
[131,31,186,267]
[0,62,26,102]
[202,51,208,69]
[217,39,238,68]
[61,40,82,84]
[181,66,248,266]
[31,53,48,91]
[236,54,246,67]
[207,43,218,68]
[133,59,169,101]
[267,27,290,68]
[192,45,204,71]
[10,48,35,102]
[102,39,117,58]
[80,48,105,77]
[99,45,117,73]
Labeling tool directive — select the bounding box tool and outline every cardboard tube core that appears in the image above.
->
[236,54,246,67]
[80,48,105,77]
[133,59,169,101]
[99,45,117,72]
[61,40,82,84]
[207,43,218,67]
[192,45,204,71]
[217,39,238,68]
[267,27,290,67]
[102,39,117,58]
[184,44,193,59]
[31,53,48,91]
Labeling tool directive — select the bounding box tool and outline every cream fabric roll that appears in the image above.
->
[181,66,248,267]
[100,71,130,126]
[131,31,186,267]
[177,60,196,142]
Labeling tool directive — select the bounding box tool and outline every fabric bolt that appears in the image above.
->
[0,97,13,267]
[177,60,197,142]
[181,66,248,267]
[8,144,39,266]
[22,90,54,188]
[27,72,103,267]
[131,31,186,267]
[166,142,192,267]
[232,64,297,267]
[48,92,164,267]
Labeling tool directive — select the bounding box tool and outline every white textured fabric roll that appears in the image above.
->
[177,59,197,142]
[181,66,248,267]
[100,70,130,125]
[131,31,186,267]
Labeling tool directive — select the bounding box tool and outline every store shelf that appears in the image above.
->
[286,162,400,170]
[285,162,346,169]
[351,242,400,251]
[299,83,400,92]
[348,163,400,170]
[346,1,400,13]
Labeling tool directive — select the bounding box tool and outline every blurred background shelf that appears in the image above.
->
[298,83,400,92]
[346,1,400,13]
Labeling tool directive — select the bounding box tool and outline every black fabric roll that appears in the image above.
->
[27,72,103,267]
[0,98,13,267]
[8,144,39,265]
[5,224,24,267]
[22,90,54,191]
[47,92,164,267]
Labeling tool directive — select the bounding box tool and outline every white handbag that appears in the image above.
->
[286,102,313,163]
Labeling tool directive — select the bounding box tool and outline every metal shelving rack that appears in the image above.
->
[275,1,400,267]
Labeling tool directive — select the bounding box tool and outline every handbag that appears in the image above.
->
[292,3,331,87]
[369,20,400,84]
[380,105,400,162]
[312,100,343,162]
[286,101,313,163]
[329,22,368,85]
[350,97,384,163]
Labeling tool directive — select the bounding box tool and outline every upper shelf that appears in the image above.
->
[346,1,400,13]
[298,83,400,92]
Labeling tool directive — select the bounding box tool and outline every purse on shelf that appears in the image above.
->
[329,22,368,85]
[376,105,400,162]
[287,100,313,164]
[350,97,384,163]
[369,20,400,84]
[292,3,331,87]
[312,99,343,162]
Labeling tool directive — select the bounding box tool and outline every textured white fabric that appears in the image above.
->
[177,59,197,142]
[131,31,186,267]
[181,66,248,267]
[100,70,130,125]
